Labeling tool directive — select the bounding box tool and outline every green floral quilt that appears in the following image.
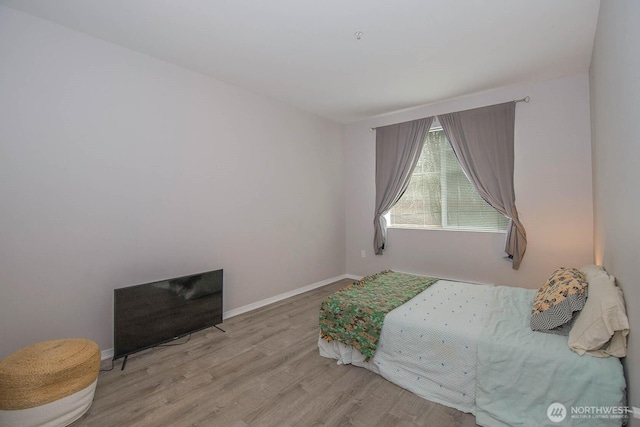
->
[319,270,438,359]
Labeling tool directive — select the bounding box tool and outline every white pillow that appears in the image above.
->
[567,265,629,358]
[580,264,609,282]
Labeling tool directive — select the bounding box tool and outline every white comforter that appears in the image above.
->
[319,279,627,426]
[475,286,626,426]
[319,279,494,414]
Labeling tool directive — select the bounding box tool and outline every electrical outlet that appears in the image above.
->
[361,250,366,258]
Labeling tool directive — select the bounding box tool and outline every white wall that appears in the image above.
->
[0,6,345,358]
[345,74,594,289]
[589,0,640,418]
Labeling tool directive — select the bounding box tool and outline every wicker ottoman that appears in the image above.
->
[0,339,100,427]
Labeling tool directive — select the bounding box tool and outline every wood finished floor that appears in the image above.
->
[80,279,479,427]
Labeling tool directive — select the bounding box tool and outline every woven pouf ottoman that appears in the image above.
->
[0,339,100,427]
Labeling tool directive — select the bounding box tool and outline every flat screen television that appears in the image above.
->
[113,269,223,367]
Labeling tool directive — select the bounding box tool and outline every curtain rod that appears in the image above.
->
[369,96,530,131]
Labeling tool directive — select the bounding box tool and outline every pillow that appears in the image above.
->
[580,263,609,283]
[537,316,576,336]
[530,267,588,331]
[568,265,629,357]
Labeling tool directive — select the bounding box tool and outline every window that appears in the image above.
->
[389,124,509,232]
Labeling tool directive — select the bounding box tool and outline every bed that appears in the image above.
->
[318,270,628,426]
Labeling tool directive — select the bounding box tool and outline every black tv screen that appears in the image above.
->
[113,269,223,360]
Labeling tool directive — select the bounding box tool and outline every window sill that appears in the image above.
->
[387,225,507,235]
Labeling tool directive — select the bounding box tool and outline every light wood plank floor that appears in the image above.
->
[79,279,479,427]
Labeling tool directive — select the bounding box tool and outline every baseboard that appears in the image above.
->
[100,273,354,360]
[101,348,114,361]
[223,274,351,319]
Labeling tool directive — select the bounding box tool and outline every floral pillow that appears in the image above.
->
[530,267,588,331]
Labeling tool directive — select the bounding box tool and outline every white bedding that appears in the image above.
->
[319,279,494,414]
[475,286,626,426]
[319,278,627,426]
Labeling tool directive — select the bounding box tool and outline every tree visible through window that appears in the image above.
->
[389,126,509,232]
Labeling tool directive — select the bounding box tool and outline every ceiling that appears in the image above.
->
[0,0,601,123]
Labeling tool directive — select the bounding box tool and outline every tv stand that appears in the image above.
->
[121,355,129,371]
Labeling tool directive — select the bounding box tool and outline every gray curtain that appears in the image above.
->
[374,117,434,255]
[438,102,527,269]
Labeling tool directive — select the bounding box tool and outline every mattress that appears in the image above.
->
[475,286,626,427]
[319,279,494,414]
[319,278,627,426]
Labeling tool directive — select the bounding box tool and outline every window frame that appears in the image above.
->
[386,122,508,234]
